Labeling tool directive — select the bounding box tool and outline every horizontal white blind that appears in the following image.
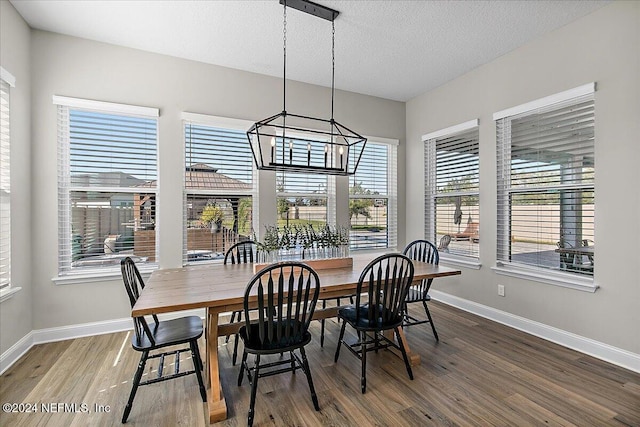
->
[0,79,11,289]
[426,126,480,259]
[58,104,158,275]
[496,92,595,276]
[185,123,253,190]
[183,122,254,265]
[69,110,157,187]
[435,130,479,194]
[350,141,394,250]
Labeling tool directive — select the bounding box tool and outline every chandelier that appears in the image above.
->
[246,0,367,176]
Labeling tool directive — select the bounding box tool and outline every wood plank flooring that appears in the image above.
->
[1,301,639,426]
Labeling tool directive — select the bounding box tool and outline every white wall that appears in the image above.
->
[26,30,405,331]
[0,1,33,356]
[406,1,640,354]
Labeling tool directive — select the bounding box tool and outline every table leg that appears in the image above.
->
[206,309,227,423]
[383,328,421,366]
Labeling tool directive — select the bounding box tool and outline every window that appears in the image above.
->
[423,121,479,259]
[55,96,159,277]
[0,68,15,293]
[495,83,595,285]
[276,170,329,230]
[349,139,397,251]
[183,114,255,264]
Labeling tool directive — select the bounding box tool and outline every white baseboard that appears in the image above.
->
[430,290,640,374]
[3,301,639,375]
[0,308,206,375]
[0,331,34,375]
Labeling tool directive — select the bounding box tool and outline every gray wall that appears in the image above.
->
[406,1,640,354]
[24,29,404,331]
[0,1,32,354]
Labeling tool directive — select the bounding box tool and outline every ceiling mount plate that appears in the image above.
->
[279,0,339,22]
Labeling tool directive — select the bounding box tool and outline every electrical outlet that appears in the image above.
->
[498,284,505,297]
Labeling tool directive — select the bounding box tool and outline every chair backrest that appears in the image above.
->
[121,257,157,346]
[354,253,415,326]
[403,240,439,301]
[243,262,320,348]
[437,235,451,252]
[404,239,439,265]
[224,240,257,265]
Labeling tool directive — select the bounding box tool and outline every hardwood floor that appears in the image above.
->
[1,301,639,426]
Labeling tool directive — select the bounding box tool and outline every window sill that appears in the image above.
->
[492,264,598,293]
[0,287,22,303]
[52,265,156,285]
[439,254,482,270]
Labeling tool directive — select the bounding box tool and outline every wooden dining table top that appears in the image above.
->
[132,252,462,317]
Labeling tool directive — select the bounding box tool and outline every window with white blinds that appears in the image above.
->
[276,169,329,230]
[349,140,397,251]
[183,115,255,264]
[495,84,595,280]
[55,96,159,276]
[424,122,479,259]
[0,69,14,291]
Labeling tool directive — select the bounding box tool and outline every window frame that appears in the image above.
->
[0,67,17,300]
[182,113,257,266]
[53,96,159,283]
[423,120,481,268]
[492,83,597,292]
[349,137,398,252]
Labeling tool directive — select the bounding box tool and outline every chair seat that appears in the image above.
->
[239,320,311,352]
[405,288,431,303]
[338,304,403,331]
[132,315,203,351]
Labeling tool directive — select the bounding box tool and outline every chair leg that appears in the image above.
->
[122,350,148,423]
[237,350,248,386]
[232,334,240,366]
[190,341,207,402]
[361,338,367,394]
[299,347,320,410]
[291,351,296,373]
[226,311,237,343]
[334,320,347,363]
[394,327,414,381]
[423,301,439,341]
[247,354,261,427]
[232,312,242,365]
[320,299,327,347]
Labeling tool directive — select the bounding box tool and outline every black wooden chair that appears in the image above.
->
[237,261,321,426]
[334,253,415,393]
[402,239,440,340]
[120,257,206,423]
[223,240,258,365]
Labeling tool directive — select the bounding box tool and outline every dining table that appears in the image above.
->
[132,252,462,423]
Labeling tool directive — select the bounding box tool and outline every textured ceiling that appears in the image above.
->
[10,0,609,102]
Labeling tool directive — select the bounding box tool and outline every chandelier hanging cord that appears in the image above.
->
[331,19,335,121]
[283,1,287,113]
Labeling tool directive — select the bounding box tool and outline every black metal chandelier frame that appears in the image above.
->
[246,0,367,176]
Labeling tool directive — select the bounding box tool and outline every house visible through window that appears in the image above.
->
[183,114,255,264]
[495,83,595,281]
[424,121,480,259]
[55,96,159,276]
[349,139,397,251]
[0,68,15,292]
